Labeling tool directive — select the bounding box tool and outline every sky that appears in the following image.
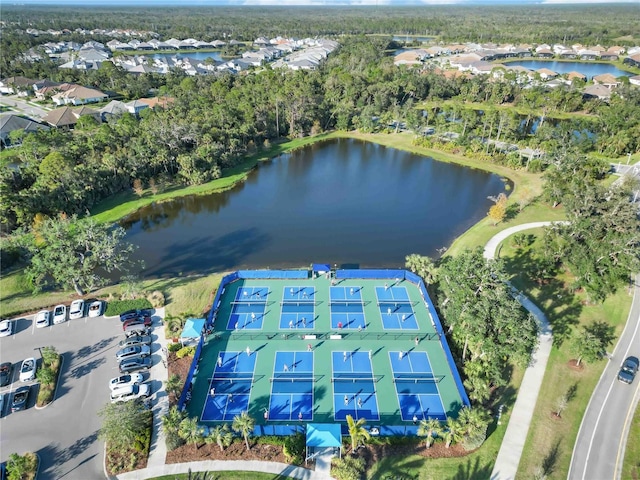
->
[8,0,640,5]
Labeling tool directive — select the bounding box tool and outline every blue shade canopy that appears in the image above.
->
[181,318,205,338]
[306,423,342,447]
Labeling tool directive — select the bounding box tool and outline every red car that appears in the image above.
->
[122,316,152,331]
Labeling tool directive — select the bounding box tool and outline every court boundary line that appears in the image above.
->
[268,351,314,422]
[331,350,380,422]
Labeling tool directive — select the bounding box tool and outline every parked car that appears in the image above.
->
[123,324,151,337]
[122,317,152,331]
[11,386,30,412]
[119,356,153,374]
[0,393,4,418]
[88,301,103,318]
[69,299,85,320]
[118,335,152,348]
[119,309,154,322]
[0,362,12,387]
[0,320,12,337]
[617,356,639,384]
[109,373,145,391]
[19,358,36,382]
[35,310,50,328]
[53,304,67,324]
[115,345,151,361]
[110,384,150,403]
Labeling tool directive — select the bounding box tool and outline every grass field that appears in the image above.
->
[623,406,640,479]
[497,232,633,479]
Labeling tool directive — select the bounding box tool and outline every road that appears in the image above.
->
[0,95,50,119]
[568,274,640,480]
[0,308,164,480]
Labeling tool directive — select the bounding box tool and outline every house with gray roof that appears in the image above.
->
[0,114,50,148]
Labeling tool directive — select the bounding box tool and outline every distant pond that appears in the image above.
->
[503,60,632,79]
[121,139,509,278]
[150,51,224,62]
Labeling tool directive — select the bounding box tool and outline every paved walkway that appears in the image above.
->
[486,222,566,480]
[114,460,332,479]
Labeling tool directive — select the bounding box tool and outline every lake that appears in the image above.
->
[150,51,224,62]
[393,35,434,43]
[121,139,508,277]
[503,60,632,79]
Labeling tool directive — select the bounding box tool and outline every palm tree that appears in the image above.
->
[162,405,186,436]
[165,374,183,400]
[417,418,442,448]
[178,417,204,452]
[346,414,370,452]
[443,416,464,448]
[206,424,233,452]
[232,411,255,451]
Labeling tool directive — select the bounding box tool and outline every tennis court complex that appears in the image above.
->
[179,267,469,436]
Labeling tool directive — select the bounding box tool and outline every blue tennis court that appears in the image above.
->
[389,351,446,421]
[283,286,316,302]
[330,286,366,330]
[377,286,418,330]
[280,303,315,330]
[268,351,314,421]
[227,286,270,330]
[201,351,257,421]
[332,351,380,421]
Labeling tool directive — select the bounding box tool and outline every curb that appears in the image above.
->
[34,354,65,410]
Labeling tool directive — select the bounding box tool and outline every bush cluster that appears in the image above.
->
[283,432,306,465]
[36,346,61,406]
[332,455,366,480]
[104,298,154,317]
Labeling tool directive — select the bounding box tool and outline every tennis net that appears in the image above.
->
[210,376,254,383]
[393,374,443,384]
[270,376,316,383]
[377,300,418,307]
[332,376,380,384]
[329,300,366,307]
[280,301,317,307]
[230,301,267,306]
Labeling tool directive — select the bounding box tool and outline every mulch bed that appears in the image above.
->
[358,441,469,470]
[167,349,194,404]
[166,441,289,464]
[567,359,585,371]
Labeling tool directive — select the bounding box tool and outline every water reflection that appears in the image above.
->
[122,139,508,277]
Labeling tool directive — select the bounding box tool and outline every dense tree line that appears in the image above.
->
[2,5,639,46]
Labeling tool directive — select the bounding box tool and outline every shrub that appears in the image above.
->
[332,455,365,480]
[167,342,182,353]
[176,346,196,359]
[104,299,153,317]
[6,452,38,480]
[147,290,165,308]
[283,432,305,464]
[166,434,185,451]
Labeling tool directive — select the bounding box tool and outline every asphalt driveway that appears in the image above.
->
[0,307,163,479]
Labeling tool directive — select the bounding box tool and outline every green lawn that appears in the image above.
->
[623,406,640,480]
[497,232,633,479]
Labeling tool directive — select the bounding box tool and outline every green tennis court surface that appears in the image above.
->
[182,269,468,435]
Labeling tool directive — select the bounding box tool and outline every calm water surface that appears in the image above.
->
[150,51,224,62]
[504,60,632,79]
[122,139,507,277]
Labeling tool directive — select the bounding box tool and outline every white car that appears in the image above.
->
[110,384,150,403]
[19,358,37,382]
[69,300,85,320]
[53,304,67,324]
[0,320,12,337]
[109,373,144,391]
[35,310,50,328]
[88,301,103,318]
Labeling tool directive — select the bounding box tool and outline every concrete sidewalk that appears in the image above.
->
[484,222,560,480]
[114,460,333,479]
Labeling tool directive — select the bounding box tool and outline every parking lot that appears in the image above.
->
[0,306,165,479]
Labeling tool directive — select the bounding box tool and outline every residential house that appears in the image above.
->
[583,84,612,101]
[599,53,618,61]
[535,48,554,58]
[52,85,108,106]
[566,71,587,83]
[139,96,175,109]
[592,73,621,89]
[42,106,99,128]
[99,100,128,121]
[0,76,36,95]
[125,100,149,116]
[536,68,558,80]
[629,75,640,87]
[624,53,640,68]
[394,49,429,66]
[578,49,599,60]
[0,114,50,148]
